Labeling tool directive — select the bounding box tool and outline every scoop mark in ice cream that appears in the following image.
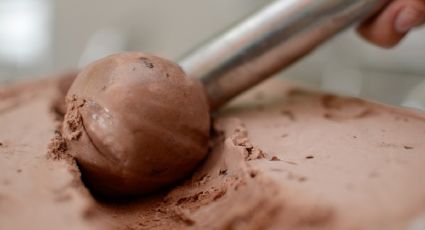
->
[321,94,374,121]
[281,110,296,121]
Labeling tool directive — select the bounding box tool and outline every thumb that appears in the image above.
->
[357,0,425,48]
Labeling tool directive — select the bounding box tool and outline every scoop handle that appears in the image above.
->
[179,0,390,111]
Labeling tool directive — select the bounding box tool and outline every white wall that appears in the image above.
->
[0,0,424,108]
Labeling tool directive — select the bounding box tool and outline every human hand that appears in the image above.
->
[357,0,425,48]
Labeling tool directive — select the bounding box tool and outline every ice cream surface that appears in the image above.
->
[1,73,425,229]
[62,52,210,197]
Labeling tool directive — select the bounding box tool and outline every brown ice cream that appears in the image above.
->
[1,73,425,229]
[61,52,210,197]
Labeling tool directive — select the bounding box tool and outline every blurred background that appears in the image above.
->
[0,0,424,110]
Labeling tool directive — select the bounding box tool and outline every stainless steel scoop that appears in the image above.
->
[180,0,390,110]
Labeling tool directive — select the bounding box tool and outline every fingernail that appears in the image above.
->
[395,8,425,33]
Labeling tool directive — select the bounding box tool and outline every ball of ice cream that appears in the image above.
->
[62,52,210,197]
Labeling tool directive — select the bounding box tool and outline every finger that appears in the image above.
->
[357,0,425,48]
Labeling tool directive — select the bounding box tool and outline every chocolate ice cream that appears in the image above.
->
[62,52,210,197]
[1,74,425,229]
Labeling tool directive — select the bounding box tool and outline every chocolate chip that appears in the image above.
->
[219,169,228,176]
[270,156,281,161]
[139,57,154,68]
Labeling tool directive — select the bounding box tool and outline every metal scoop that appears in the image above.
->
[180,0,390,110]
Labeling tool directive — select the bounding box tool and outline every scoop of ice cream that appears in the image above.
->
[62,52,210,197]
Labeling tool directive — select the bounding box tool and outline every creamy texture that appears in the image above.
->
[1,74,425,229]
[0,75,104,230]
[62,52,210,197]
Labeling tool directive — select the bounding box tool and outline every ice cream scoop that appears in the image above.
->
[63,0,389,197]
[63,53,210,197]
